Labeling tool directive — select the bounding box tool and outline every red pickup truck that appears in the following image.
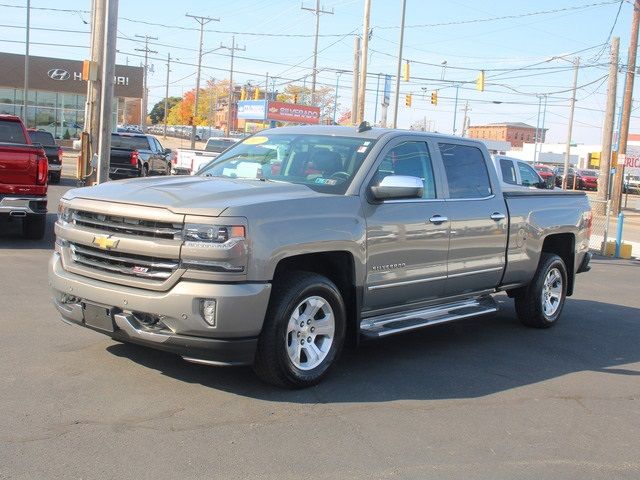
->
[0,115,48,239]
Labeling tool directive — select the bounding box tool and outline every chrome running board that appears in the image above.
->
[360,296,498,338]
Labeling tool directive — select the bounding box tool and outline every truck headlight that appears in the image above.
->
[183,224,245,245]
[57,201,72,225]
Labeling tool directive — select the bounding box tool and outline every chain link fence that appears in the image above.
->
[588,198,611,254]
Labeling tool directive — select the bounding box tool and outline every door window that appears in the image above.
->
[517,162,541,186]
[439,143,492,198]
[499,159,517,184]
[373,141,436,199]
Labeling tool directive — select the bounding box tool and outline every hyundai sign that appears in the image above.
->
[237,100,267,120]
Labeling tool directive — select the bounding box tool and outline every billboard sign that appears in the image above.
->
[237,100,266,120]
[383,74,392,106]
[266,101,320,124]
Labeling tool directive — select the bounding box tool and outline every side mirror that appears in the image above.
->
[371,175,423,200]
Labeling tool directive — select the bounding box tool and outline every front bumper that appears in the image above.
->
[49,252,271,365]
[109,166,139,179]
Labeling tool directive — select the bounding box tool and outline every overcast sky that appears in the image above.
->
[1,0,637,143]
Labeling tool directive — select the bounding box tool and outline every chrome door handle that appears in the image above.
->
[429,215,449,224]
[490,212,506,221]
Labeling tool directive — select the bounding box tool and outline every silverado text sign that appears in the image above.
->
[266,101,320,124]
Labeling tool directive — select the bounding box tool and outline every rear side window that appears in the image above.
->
[0,121,27,144]
[500,159,517,184]
[438,143,492,198]
[28,131,55,145]
[518,162,541,186]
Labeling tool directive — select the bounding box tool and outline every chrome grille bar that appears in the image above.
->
[71,210,182,239]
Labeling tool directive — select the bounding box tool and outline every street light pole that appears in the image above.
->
[452,84,460,135]
[373,73,381,125]
[562,57,580,189]
[23,0,30,125]
[356,0,371,124]
[333,71,343,124]
[163,53,170,139]
[392,0,407,129]
[220,36,246,136]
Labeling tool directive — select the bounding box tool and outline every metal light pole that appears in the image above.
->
[220,36,245,136]
[452,84,460,135]
[333,71,344,124]
[356,0,372,124]
[562,57,580,189]
[373,73,381,125]
[392,0,407,129]
[163,53,171,138]
[23,0,30,124]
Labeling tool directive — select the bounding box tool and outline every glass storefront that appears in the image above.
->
[0,87,122,139]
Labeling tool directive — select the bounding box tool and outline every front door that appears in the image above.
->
[363,139,450,312]
[436,141,508,297]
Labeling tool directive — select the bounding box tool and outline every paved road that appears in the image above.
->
[1,183,640,480]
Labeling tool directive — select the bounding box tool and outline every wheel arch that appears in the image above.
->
[541,233,575,295]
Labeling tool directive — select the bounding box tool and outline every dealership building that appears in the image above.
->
[0,52,143,138]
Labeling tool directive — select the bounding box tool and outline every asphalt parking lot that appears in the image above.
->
[1,179,639,479]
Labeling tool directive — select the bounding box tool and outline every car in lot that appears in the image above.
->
[0,114,48,239]
[493,155,548,190]
[27,129,64,184]
[554,166,577,189]
[534,164,556,188]
[50,126,592,388]
[624,174,640,194]
[575,169,599,191]
[109,133,172,179]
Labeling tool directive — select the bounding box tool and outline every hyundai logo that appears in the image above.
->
[47,68,70,81]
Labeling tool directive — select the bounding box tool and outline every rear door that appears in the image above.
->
[363,137,450,312]
[435,141,508,297]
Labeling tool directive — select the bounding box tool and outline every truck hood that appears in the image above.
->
[64,175,327,216]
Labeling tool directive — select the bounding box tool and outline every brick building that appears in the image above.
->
[467,122,546,148]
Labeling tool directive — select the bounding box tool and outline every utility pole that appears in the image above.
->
[534,94,542,160]
[373,73,381,124]
[23,0,30,124]
[85,0,105,183]
[351,36,360,125]
[392,0,407,129]
[562,57,579,189]
[596,37,619,214]
[461,101,470,137]
[356,0,372,125]
[135,34,158,131]
[186,14,220,148]
[612,0,640,214]
[163,53,171,138]
[220,36,245,136]
[452,85,460,134]
[96,0,118,184]
[302,0,333,105]
[535,94,548,163]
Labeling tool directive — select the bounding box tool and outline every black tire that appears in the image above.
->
[22,215,46,240]
[515,253,568,328]
[49,172,61,184]
[141,164,149,177]
[253,271,346,389]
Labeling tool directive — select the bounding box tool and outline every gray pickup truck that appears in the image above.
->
[50,125,592,388]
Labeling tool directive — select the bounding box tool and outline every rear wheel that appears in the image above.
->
[49,172,61,184]
[22,214,46,240]
[253,271,346,388]
[515,253,567,328]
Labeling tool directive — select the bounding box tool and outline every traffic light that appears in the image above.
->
[253,87,260,100]
[430,91,438,105]
[476,70,485,92]
[402,60,410,82]
[240,88,247,101]
[405,94,412,107]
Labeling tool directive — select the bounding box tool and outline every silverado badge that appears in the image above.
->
[92,235,120,250]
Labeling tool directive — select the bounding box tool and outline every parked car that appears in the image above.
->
[554,166,577,189]
[493,155,547,190]
[50,126,592,388]
[27,129,63,184]
[169,139,237,175]
[109,133,172,179]
[534,164,556,189]
[624,174,640,194]
[575,169,599,191]
[0,115,48,239]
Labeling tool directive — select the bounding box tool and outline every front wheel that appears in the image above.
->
[515,253,568,328]
[253,272,346,388]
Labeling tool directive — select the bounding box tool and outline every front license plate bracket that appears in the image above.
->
[83,302,115,333]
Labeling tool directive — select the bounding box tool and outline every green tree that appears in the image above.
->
[149,97,181,124]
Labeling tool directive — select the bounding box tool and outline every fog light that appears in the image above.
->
[201,299,217,326]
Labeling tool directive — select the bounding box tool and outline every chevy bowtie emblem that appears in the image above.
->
[92,235,120,250]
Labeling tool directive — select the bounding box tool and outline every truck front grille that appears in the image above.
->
[71,210,182,240]
[69,243,179,280]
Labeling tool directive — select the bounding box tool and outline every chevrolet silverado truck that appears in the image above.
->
[50,125,592,388]
[0,115,48,239]
[27,129,64,184]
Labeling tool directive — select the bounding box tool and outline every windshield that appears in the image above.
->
[579,169,598,176]
[198,133,377,194]
[28,131,55,145]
